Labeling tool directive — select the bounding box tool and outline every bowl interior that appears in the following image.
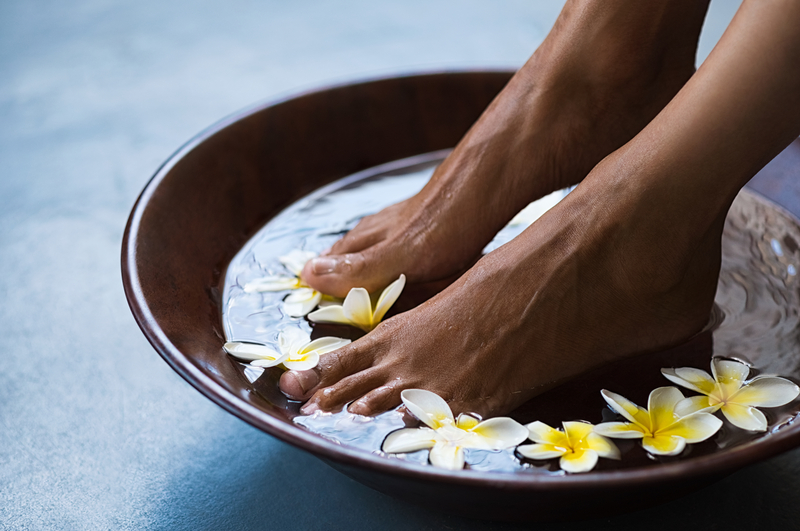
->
[122,71,800,520]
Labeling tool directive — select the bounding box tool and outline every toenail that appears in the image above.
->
[311,257,338,274]
[282,370,319,397]
[349,399,368,415]
[301,401,319,415]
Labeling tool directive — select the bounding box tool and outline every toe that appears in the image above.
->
[278,369,319,400]
[304,367,385,413]
[328,224,384,256]
[347,380,404,416]
[281,338,376,401]
[302,245,404,298]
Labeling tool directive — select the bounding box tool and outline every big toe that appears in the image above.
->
[302,247,402,298]
[281,338,377,405]
[279,369,320,400]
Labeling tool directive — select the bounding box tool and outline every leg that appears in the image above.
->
[301,0,710,298]
[284,0,800,417]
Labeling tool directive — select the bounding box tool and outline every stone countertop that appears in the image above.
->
[8,1,799,529]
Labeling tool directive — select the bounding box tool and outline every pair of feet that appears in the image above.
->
[280,1,724,419]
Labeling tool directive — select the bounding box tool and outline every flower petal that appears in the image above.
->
[526,421,567,445]
[282,350,319,371]
[456,413,480,430]
[721,403,768,431]
[342,287,374,330]
[303,336,351,356]
[382,428,437,453]
[585,432,620,460]
[283,289,322,317]
[401,389,454,429]
[243,276,299,293]
[642,435,686,456]
[562,421,593,447]
[648,387,685,432]
[517,443,566,460]
[560,449,599,473]
[731,377,800,408]
[660,412,722,443]
[601,390,650,428]
[429,442,465,470]
[434,424,468,444]
[308,305,350,325]
[224,341,284,362]
[467,417,528,449]
[279,249,316,277]
[712,359,750,388]
[318,294,343,307]
[674,395,715,417]
[661,367,717,395]
[593,422,645,439]
[372,274,406,324]
[278,327,310,356]
[251,358,289,368]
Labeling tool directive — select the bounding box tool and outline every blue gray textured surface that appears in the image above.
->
[7,1,800,529]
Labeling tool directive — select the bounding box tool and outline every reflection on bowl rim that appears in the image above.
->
[122,70,800,495]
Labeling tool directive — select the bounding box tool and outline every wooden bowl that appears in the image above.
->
[122,71,800,521]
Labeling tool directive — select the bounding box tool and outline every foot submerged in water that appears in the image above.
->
[280,0,718,417]
[280,151,725,418]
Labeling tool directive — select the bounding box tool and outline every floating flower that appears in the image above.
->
[244,250,322,317]
[382,389,528,470]
[223,341,287,367]
[224,327,349,371]
[517,421,619,473]
[594,387,722,456]
[308,274,406,332]
[662,359,800,431]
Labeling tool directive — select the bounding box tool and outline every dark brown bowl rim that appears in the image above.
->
[122,69,800,492]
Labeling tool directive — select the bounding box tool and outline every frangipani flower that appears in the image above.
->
[594,387,722,456]
[308,274,406,332]
[224,327,349,371]
[244,250,322,317]
[517,421,619,473]
[382,389,528,470]
[223,341,287,367]
[662,359,800,431]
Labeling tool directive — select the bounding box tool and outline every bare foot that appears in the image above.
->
[301,0,709,298]
[278,0,800,417]
[281,153,725,416]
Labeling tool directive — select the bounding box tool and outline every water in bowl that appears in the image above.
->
[222,152,800,473]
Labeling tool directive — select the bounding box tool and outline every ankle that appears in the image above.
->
[531,0,707,95]
[575,152,726,299]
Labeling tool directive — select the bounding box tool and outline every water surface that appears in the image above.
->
[223,153,800,473]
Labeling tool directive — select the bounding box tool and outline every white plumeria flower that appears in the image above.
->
[382,389,528,470]
[224,327,349,371]
[594,387,722,456]
[308,274,405,332]
[243,250,322,317]
[223,341,287,366]
[662,359,800,432]
[274,327,350,371]
[517,421,619,473]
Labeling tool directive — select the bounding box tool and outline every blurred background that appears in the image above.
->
[12,1,800,530]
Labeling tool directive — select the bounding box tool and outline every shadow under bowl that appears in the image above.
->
[122,71,800,522]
